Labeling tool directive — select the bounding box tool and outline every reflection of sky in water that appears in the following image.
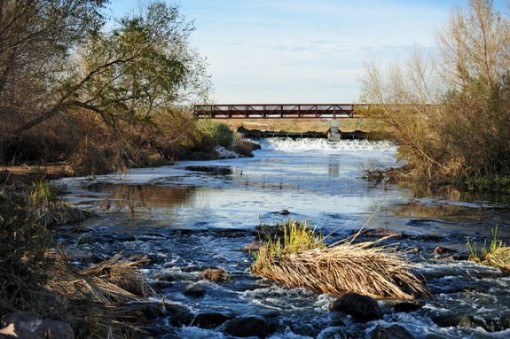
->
[57,139,407,232]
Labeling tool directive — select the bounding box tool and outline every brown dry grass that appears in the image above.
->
[47,253,152,304]
[252,222,428,300]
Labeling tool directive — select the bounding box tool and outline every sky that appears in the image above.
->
[107,0,509,104]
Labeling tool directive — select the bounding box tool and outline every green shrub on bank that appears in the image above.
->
[198,119,234,148]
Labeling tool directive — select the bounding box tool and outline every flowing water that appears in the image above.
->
[56,138,510,338]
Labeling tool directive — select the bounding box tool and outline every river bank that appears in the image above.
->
[2,138,510,338]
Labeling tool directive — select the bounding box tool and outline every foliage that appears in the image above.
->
[252,220,428,300]
[255,220,324,259]
[0,1,213,171]
[198,119,234,148]
[468,227,510,272]
[360,0,510,187]
[0,0,106,118]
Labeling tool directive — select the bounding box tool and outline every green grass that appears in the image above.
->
[468,227,510,272]
[257,220,324,260]
[29,180,56,206]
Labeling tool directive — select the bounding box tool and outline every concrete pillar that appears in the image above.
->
[328,120,341,141]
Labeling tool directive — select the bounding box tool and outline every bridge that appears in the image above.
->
[193,103,368,119]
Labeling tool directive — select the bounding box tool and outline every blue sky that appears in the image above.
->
[107,0,509,103]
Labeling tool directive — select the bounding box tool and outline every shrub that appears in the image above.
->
[198,119,234,148]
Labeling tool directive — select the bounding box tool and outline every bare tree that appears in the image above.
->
[438,0,510,89]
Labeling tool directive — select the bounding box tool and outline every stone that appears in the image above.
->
[241,240,265,252]
[184,284,206,297]
[223,315,274,338]
[191,312,233,329]
[1,312,74,339]
[362,228,403,238]
[202,268,230,282]
[432,314,488,330]
[371,325,415,339]
[393,302,423,313]
[434,246,454,255]
[330,292,383,322]
[165,303,194,326]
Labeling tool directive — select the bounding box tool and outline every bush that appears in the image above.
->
[198,120,234,148]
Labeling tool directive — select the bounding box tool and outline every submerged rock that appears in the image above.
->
[241,240,265,252]
[184,283,206,298]
[432,314,488,330]
[362,228,403,238]
[330,292,383,322]
[393,302,423,313]
[222,315,274,338]
[370,325,414,339]
[165,303,194,326]
[191,311,234,329]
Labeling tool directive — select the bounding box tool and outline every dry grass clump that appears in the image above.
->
[468,227,510,272]
[252,221,428,300]
[45,251,154,338]
[47,253,153,304]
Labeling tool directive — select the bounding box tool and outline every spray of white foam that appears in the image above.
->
[263,138,397,153]
[215,145,239,158]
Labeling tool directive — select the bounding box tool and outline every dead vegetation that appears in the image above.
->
[0,181,156,338]
[252,221,428,300]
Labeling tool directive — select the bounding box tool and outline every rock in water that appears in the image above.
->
[191,311,233,329]
[202,268,230,282]
[330,292,383,322]
[222,315,274,337]
[371,325,415,339]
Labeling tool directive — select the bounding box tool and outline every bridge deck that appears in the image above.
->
[194,104,367,119]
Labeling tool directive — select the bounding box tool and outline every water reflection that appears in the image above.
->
[88,183,196,214]
[328,156,340,177]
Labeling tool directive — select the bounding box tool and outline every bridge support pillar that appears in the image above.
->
[328,120,341,141]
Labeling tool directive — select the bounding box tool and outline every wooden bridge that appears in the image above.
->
[193,103,367,119]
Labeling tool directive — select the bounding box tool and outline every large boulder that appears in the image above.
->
[330,292,383,322]
[222,315,274,338]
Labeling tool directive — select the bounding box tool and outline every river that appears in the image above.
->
[56,138,510,338]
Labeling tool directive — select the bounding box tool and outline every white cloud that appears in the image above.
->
[108,0,509,103]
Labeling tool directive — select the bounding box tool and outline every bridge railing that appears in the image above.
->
[194,103,370,119]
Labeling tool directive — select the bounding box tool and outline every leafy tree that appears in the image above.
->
[0,0,106,132]
[4,1,210,135]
